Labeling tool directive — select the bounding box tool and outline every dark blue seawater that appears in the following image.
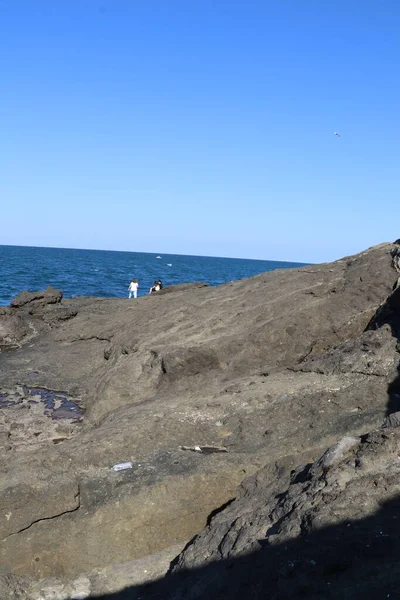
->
[0,245,309,306]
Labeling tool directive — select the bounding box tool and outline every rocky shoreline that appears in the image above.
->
[1,241,400,598]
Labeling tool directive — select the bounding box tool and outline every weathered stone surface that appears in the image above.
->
[10,286,63,308]
[158,281,209,295]
[161,346,222,380]
[0,241,400,591]
[0,308,31,350]
[0,542,185,599]
[0,573,30,600]
[1,287,66,348]
[0,449,79,539]
[383,410,400,428]
[150,429,400,600]
[42,305,78,326]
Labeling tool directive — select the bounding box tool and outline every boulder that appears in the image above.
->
[10,286,63,309]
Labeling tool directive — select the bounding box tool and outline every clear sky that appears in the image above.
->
[1,0,399,263]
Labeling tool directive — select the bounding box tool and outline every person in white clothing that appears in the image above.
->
[128,279,139,298]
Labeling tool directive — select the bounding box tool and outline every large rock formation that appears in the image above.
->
[0,241,400,598]
[130,427,400,600]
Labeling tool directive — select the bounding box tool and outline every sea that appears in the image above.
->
[0,245,309,306]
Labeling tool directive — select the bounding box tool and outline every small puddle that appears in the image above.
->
[0,393,17,408]
[24,387,84,420]
[0,387,83,421]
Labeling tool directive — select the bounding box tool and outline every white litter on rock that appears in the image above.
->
[110,461,133,471]
[179,445,228,454]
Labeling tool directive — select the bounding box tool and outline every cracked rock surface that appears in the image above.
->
[0,242,400,595]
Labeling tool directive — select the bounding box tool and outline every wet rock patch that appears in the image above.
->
[0,385,84,450]
[0,386,83,421]
[23,387,83,421]
[0,393,16,408]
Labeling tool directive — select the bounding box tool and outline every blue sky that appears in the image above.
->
[1,0,399,263]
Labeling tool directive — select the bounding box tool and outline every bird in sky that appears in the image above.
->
[334,132,341,137]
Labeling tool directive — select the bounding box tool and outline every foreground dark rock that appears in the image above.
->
[1,241,400,598]
[105,427,400,599]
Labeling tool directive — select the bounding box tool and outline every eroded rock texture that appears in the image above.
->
[0,241,400,598]
[133,428,400,600]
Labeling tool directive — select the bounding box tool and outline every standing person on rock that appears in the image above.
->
[128,278,139,298]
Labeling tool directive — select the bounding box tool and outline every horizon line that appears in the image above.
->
[0,243,311,266]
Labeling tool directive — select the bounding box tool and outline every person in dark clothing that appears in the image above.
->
[149,280,163,294]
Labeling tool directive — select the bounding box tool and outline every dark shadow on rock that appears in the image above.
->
[368,286,400,416]
[76,494,400,599]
